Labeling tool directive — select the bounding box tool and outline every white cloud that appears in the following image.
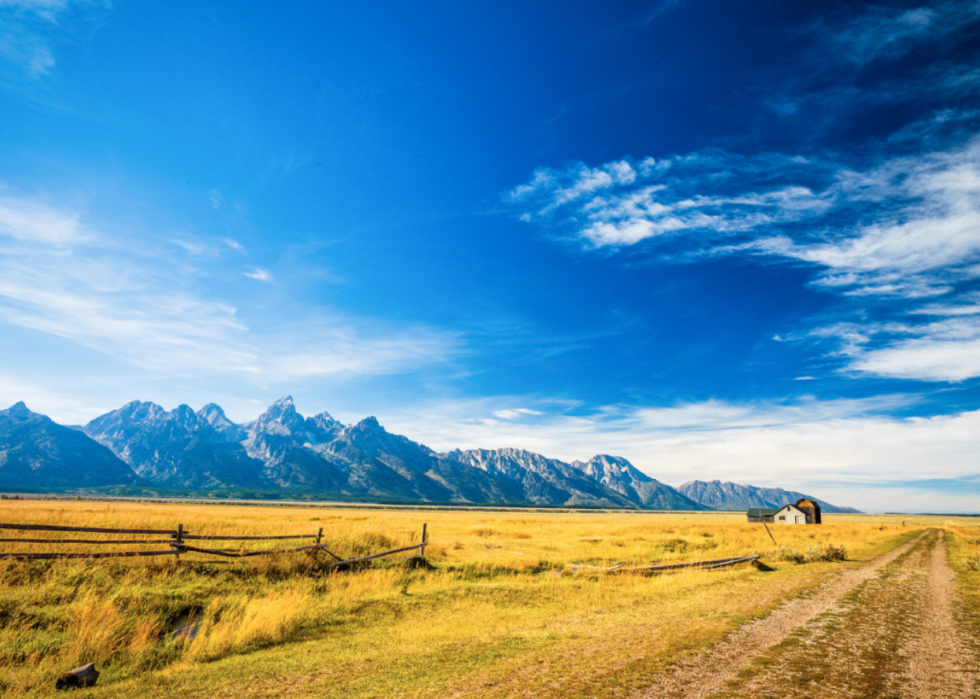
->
[0,190,458,382]
[511,136,980,382]
[759,139,980,297]
[169,235,250,258]
[812,315,980,383]
[0,195,92,245]
[513,138,980,299]
[170,238,209,256]
[0,374,106,425]
[511,160,641,214]
[511,150,831,250]
[846,315,980,382]
[492,408,542,420]
[852,338,980,383]
[262,319,456,381]
[244,267,272,282]
[378,395,980,513]
[224,238,246,254]
[0,253,261,375]
[909,293,980,316]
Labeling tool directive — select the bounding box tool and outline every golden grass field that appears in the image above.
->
[0,499,976,698]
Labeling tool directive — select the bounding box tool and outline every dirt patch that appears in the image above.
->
[640,530,980,699]
[902,531,979,698]
[717,531,931,697]
[633,532,927,699]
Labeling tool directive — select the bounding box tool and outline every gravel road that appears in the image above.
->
[635,530,979,698]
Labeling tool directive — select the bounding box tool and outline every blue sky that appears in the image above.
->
[1,0,979,512]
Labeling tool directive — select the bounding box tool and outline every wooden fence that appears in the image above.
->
[0,521,428,566]
[565,553,760,574]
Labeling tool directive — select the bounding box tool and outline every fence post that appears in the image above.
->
[316,527,323,546]
[175,523,184,562]
[762,521,776,545]
[420,523,427,559]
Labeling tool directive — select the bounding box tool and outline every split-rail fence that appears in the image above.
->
[0,521,429,567]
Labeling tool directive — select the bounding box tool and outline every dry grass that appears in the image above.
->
[0,500,955,698]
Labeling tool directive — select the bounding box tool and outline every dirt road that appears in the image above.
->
[636,530,979,698]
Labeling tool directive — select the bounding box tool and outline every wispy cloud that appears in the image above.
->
[818,2,980,68]
[756,139,980,298]
[0,0,109,79]
[0,194,92,244]
[0,189,458,381]
[244,267,272,282]
[0,373,91,423]
[510,151,829,250]
[261,314,456,381]
[509,136,980,382]
[492,408,542,420]
[223,238,246,254]
[827,315,980,383]
[0,1,74,13]
[511,138,980,296]
[756,3,980,138]
[909,292,980,317]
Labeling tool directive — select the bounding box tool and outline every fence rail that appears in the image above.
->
[177,534,317,541]
[0,523,177,535]
[179,543,328,558]
[566,553,760,574]
[0,550,181,561]
[0,538,177,545]
[0,521,429,568]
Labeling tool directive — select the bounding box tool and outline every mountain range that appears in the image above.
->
[0,398,859,512]
[0,402,140,490]
[677,480,860,514]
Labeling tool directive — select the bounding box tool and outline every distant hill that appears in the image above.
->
[0,402,140,490]
[678,480,861,513]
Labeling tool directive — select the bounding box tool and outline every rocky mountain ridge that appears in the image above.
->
[678,479,861,514]
[0,402,139,490]
[0,399,858,512]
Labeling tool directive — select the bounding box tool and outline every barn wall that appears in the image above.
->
[773,505,807,524]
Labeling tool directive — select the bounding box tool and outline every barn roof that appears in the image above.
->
[747,508,778,517]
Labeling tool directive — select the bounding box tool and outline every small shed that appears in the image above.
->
[746,507,777,523]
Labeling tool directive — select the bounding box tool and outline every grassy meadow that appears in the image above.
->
[945,522,980,641]
[0,499,971,698]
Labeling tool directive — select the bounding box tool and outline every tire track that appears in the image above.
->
[902,531,978,698]
[634,532,928,699]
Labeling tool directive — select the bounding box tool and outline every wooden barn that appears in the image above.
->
[747,498,821,524]
[794,498,822,524]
